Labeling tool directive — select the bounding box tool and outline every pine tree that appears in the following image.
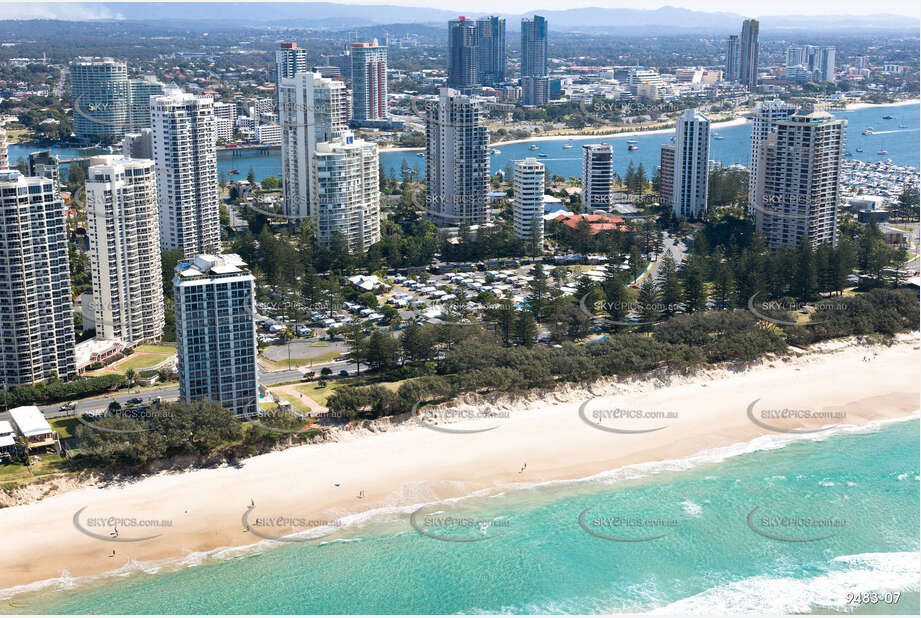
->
[656,253,682,316]
[637,276,661,328]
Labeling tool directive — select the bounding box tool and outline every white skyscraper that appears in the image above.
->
[85,156,164,346]
[0,170,75,386]
[0,127,8,169]
[275,42,309,103]
[582,144,613,212]
[748,99,797,214]
[174,254,258,418]
[513,158,545,253]
[424,87,489,228]
[278,72,348,219]
[150,88,220,256]
[313,133,381,252]
[671,109,710,219]
[753,105,845,249]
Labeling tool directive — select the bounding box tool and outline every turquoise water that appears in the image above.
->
[9,418,919,614]
[6,103,918,183]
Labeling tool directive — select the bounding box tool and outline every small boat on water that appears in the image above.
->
[855,147,864,152]
[714,135,725,140]
[417,152,425,157]
[627,144,639,151]
[877,149,889,155]
[538,153,549,158]
[882,115,894,120]
[863,127,874,135]
[490,148,501,155]
[229,169,240,175]
[562,144,573,149]
[529,144,539,150]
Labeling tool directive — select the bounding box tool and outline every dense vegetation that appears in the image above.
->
[71,401,321,468]
[326,287,918,420]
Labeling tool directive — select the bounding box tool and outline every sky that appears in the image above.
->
[344,0,921,16]
[1,0,918,19]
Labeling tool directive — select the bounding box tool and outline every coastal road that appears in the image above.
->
[0,368,318,423]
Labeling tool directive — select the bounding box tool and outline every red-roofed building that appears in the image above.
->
[552,213,631,235]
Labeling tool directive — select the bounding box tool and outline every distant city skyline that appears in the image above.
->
[338,0,918,16]
[2,1,918,20]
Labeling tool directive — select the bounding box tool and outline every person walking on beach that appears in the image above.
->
[109,550,116,558]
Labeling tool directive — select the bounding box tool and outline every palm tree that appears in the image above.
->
[125,369,138,387]
[279,328,296,370]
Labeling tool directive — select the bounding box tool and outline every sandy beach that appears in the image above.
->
[0,336,918,594]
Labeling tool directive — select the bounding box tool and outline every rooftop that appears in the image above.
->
[8,406,53,438]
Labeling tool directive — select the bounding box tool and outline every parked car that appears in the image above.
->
[126,397,143,405]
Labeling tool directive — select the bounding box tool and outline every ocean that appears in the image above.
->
[8,417,919,614]
[5,103,918,184]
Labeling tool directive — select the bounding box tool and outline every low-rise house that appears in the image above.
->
[0,421,17,461]
[8,406,58,453]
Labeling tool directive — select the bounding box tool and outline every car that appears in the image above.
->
[59,403,76,411]
[126,397,143,405]
[339,370,349,377]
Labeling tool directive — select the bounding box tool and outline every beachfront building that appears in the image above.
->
[0,170,76,387]
[513,158,546,254]
[150,87,220,256]
[350,41,389,125]
[476,16,506,86]
[278,72,348,219]
[748,99,797,214]
[582,144,613,212]
[313,133,381,253]
[447,17,479,90]
[424,87,489,228]
[658,143,675,209]
[0,127,7,168]
[7,406,57,453]
[752,104,846,249]
[70,57,129,140]
[85,156,164,346]
[672,108,710,219]
[173,254,258,418]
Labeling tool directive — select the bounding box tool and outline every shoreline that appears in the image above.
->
[379,99,920,153]
[0,334,918,594]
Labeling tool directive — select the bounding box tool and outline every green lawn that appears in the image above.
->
[50,416,80,439]
[0,453,68,489]
[117,353,167,371]
[295,377,405,406]
[260,350,342,371]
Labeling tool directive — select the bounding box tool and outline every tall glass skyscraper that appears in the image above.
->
[447,17,479,90]
[520,15,548,78]
[739,19,760,90]
[475,16,506,86]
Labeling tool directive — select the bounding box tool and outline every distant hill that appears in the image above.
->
[0,2,917,33]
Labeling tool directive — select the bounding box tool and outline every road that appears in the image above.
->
[0,367,341,423]
[647,232,689,281]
